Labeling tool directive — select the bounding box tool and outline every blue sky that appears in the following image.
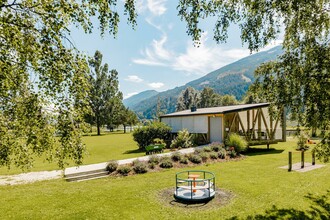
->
[69,0,281,99]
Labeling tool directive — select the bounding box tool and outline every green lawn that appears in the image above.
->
[0,139,329,219]
[0,132,145,175]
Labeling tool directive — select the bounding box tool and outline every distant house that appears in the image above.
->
[160,103,286,146]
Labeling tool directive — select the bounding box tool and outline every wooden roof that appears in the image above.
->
[160,103,269,118]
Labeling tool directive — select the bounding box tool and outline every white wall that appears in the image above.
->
[161,115,208,133]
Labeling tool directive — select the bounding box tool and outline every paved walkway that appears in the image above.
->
[0,146,204,185]
[64,146,203,176]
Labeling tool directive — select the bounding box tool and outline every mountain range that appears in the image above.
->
[124,46,282,119]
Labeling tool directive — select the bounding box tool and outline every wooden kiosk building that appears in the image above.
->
[160,103,286,146]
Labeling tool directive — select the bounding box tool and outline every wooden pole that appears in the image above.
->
[288,152,292,172]
[312,151,315,165]
[301,150,305,169]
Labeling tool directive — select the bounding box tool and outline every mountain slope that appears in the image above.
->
[123,90,159,109]
[131,46,282,119]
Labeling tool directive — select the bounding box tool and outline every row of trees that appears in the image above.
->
[86,51,138,135]
[176,87,238,111]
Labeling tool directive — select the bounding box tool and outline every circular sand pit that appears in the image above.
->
[157,188,235,211]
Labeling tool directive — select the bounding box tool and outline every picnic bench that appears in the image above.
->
[145,144,164,155]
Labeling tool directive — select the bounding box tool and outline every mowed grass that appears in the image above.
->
[0,132,144,175]
[0,139,329,219]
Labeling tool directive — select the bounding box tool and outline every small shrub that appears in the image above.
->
[226,133,248,153]
[209,152,218,159]
[180,157,189,164]
[106,160,118,173]
[148,155,160,164]
[210,142,224,152]
[153,138,165,145]
[170,129,193,148]
[218,148,227,159]
[132,160,148,174]
[171,152,182,162]
[203,146,212,152]
[199,152,209,162]
[149,162,156,169]
[189,154,202,164]
[159,157,173,168]
[229,150,237,158]
[194,148,203,154]
[117,165,131,175]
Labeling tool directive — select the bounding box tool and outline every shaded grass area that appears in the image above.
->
[0,140,329,219]
[0,132,142,175]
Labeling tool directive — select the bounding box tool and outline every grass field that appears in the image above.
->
[0,132,145,175]
[0,138,329,219]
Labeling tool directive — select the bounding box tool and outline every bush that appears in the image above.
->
[226,133,248,153]
[171,152,182,162]
[194,148,203,154]
[148,155,160,164]
[132,160,148,174]
[153,138,165,145]
[159,157,173,168]
[203,146,212,152]
[209,152,218,159]
[133,122,171,149]
[117,165,131,175]
[199,152,209,162]
[170,129,193,149]
[210,142,224,152]
[228,150,237,158]
[218,148,227,159]
[180,156,189,164]
[189,154,202,164]
[106,160,118,173]
[148,162,157,169]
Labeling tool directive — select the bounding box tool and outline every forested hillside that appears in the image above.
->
[129,46,282,119]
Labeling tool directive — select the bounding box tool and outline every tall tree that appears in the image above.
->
[87,51,122,136]
[199,87,222,108]
[177,0,330,162]
[176,87,200,111]
[221,95,238,106]
[1,0,137,168]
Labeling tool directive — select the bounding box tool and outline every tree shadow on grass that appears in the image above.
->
[123,148,145,154]
[245,148,284,156]
[228,190,330,220]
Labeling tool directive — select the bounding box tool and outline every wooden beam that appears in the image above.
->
[237,113,246,134]
[260,108,271,139]
[229,113,237,132]
[247,110,250,140]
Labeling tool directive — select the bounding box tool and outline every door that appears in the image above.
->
[210,116,222,143]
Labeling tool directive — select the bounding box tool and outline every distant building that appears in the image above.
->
[160,103,286,146]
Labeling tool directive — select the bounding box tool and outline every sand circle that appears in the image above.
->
[157,187,235,210]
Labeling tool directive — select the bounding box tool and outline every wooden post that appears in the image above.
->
[282,107,287,142]
[312,151,315,165]
[288,152,292,172]
[301,150,305,169]
[258,109,262,140]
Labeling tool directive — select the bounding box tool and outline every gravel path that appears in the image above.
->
[0,170,62,186]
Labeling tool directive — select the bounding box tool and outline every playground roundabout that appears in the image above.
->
[157,187,234,210]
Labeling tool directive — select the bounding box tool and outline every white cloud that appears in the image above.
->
[124,92,139,99]
[148,82,164,89]
[147,0,167,16]
[133,32,250,75]
[132,35,172,66]
[135,0,167,16]
[125,75,144,83]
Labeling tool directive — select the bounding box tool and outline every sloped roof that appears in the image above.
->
[160,103,269,118]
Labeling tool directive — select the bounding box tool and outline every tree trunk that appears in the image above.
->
[123,125,126,133]
[97,124,101,135]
